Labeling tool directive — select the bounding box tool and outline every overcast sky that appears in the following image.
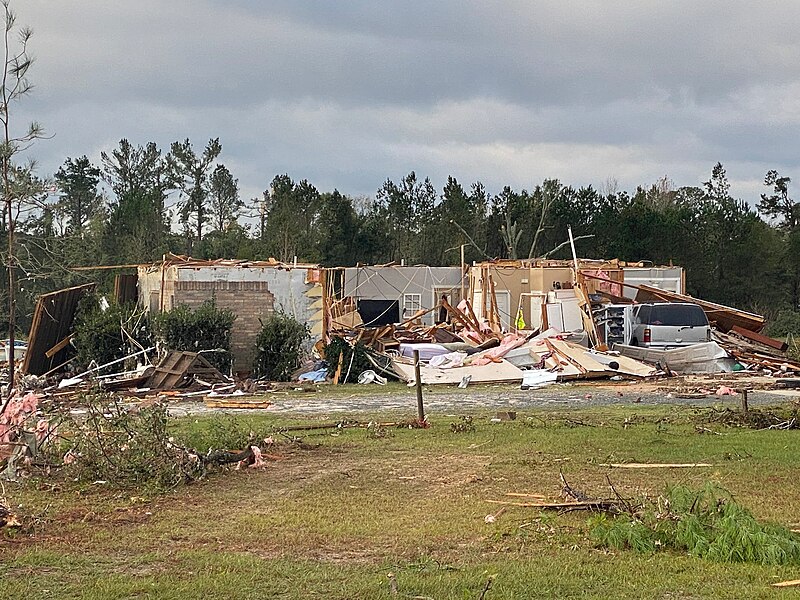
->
[15,1,800,206]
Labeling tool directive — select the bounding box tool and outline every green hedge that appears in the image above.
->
[253,311,309,381]
[151,299,236,372]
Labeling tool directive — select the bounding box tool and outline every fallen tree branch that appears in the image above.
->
[486,499,617,511]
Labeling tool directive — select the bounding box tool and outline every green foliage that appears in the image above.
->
[176,414,269,453]
[764,309,800,338]
[323,337,373,384]
[168,137,222,250]
[253,311,309,381]
[151,299,235,372]
[590,483,800,565]
[259,174,321,262]
[54,155,103,235]
[72,295,152,369]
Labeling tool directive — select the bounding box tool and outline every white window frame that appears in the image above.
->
[403,293,422,318]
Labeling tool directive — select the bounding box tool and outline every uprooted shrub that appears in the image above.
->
[43,393,206,491]
[151,299,235,372]
[72,295,153,369]
[590,483,800,565]
[39,393,278,492]
[253,311,309,381]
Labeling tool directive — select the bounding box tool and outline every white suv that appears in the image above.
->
[629,302,710,348]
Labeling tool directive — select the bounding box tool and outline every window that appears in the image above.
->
[403,293,422,318]
[648,304,708,327]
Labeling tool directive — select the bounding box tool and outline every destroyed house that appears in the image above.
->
[468,260,684,333]
[138,255,323,372]
[331,265,466,328]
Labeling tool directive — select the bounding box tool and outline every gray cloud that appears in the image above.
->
[11,1,800,206]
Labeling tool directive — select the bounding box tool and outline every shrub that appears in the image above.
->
[253,311,309,381]
[151,299,236,372]
[590,483,800,565]
[72,295,153,369]
[324,337,373,383]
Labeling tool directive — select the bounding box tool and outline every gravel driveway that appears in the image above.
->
[167,381,797,417]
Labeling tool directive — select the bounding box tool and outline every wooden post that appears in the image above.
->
[413,349,425,423]
[740,389,749,414]
[481,266,488,325]
[333,352,344,385]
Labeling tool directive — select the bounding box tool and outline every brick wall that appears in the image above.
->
[172,280,276,373]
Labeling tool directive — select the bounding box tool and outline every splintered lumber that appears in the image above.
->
[599,462,713,469]
[486,499,616,510]
[714,330,800,372]
[463,300,484,333]
[442,298,485,341]
[545,338,588,374]
[333,352,344,385]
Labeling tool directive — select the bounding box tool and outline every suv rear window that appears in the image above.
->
[640,304,707,327]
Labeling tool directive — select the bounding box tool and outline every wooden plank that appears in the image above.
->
[333,352,344,385]
[730,325,788,352]
[45,334,73,359]
[441,299,477,333]
[504,493,547,499]
[545,338,588,374]
[464,299,483,332]
[489,274,501,330]
[204,397,272,409]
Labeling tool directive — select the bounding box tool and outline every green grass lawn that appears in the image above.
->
[2,403,800,599]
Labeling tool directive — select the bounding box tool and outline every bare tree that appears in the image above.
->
[600,176,619,198]
[528,179,561,259]
[0,0,46,398]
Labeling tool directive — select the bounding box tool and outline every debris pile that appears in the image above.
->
[3,258,800,412]
[713,329,800,375]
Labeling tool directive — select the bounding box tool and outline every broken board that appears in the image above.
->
[148,351,226,390]
[391,357,525,385]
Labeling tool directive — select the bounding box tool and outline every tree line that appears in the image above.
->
[3,135,799,334]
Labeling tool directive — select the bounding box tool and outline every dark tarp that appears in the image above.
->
[357,299,400,327]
